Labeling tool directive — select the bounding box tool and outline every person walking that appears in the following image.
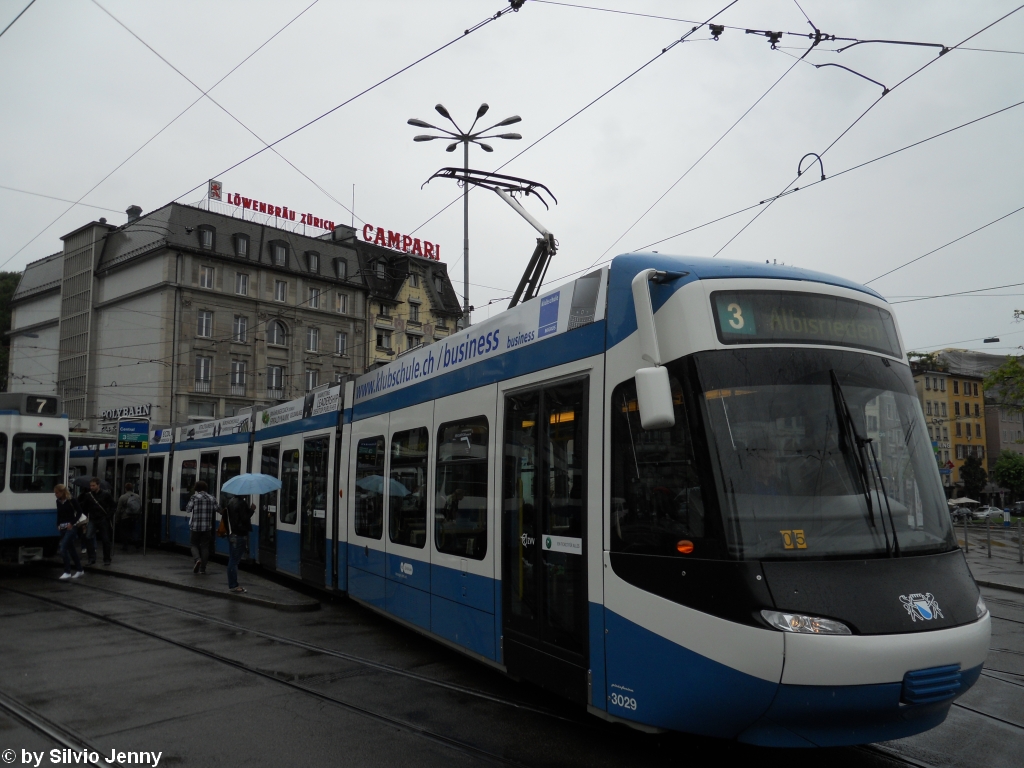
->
[185,480,218,574]
[224,494,255,593]
[116,482,143,551]
[54,484,85,580]
[80,478,115,565]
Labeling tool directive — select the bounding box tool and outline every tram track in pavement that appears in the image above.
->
[22,573,581,725]
[0,689,104,766]
[0,583,545,768]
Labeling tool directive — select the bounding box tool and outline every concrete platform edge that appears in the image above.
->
[44,561,320,612]
[976,578,1024,596]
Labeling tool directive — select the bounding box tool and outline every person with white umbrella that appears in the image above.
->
[221,474,282,593]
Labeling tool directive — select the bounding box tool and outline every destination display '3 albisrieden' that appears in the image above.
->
[711,290,902,357]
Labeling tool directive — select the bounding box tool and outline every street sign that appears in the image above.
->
[118,420,149,450]
[939,469,952,475]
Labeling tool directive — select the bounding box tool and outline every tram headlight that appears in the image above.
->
[761,609,852,635]
[976,595,988,619]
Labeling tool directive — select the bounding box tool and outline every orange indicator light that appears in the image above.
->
[676,540,694,554]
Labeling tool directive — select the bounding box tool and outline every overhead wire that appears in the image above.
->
[866,204,1024,285]
[87,0,362,226]
[0,184,124,214]
[170,2,519,205]
[0,0,36,40]
[0,0,322,271]
[709,3,1024,259]
[890,281,1024,305]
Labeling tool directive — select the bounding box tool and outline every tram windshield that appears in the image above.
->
[692,347,956,560]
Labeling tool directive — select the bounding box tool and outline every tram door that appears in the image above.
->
[145,458,164,546]
[300,436,330,585]
[257,444,280,570]
[501,378,589,704]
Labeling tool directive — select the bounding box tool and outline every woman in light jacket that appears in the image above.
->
[54,484,85,580]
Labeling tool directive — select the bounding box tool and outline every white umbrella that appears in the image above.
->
[948,497,979,505]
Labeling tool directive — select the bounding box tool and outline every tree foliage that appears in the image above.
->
[960,455,988,500]
[984,355,1024,411]
[0,271,20,393]
[993,450,1024,498]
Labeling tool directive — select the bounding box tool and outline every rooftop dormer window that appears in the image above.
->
[375,261,386,280]
[306,251,320,273]
[234,234,249,259]
[198,225,215,251]
[272,242,287,266]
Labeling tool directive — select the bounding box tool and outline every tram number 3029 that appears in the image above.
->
[610,693,638,710]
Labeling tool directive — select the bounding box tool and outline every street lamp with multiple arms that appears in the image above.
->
[408,103,521,326]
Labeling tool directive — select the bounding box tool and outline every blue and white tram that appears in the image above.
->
[168,414,253,557]
[0,393,68,563]
[333,253,989,747]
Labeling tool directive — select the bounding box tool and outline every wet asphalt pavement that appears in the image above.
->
[0,559,1021,768]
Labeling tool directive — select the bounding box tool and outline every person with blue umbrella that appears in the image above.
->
[221,474,281,593]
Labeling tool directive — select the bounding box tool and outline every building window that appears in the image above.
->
[379,302,390,318]
[197,310,212,337]
[410,272,419,288]
[274,243,287,266]
[235,272,248,295]
[954,402,960,417]
[377,330,392,350]
[927,426,934,440]
[976,423,981,438]
[406,334,419,349]
[230,361,246,395]
[334,259,347,280]
[305,369,319,392]
[188,401,215,418]
[974,383,979,397]
[198,226,215,250]
[942,426,948,440]
[308,287,321,309]
[335,331,347,356]
[941,402,947,417]
[195,356,212,393]
[267,320,286,346]
[926,401,932,416]
[955,422,962,437]
[978,446,984,459]
[200,266,214,289]
[267,365,284,398]
[274,280,287,302]
[306,326,319,352]
[974,403,980,418]
[956,444,964,460]
[409,303,420,322]
[940,379,946,391]
[232,315,248,343]
[953,381,959,394]
[375,261,386,279]
[234,234,249,259]
[925,378,931,390]
[334,372,344,384]
[307,251,319,273]
[336,292,348,314]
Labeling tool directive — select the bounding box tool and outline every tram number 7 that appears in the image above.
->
[780,529,807,550]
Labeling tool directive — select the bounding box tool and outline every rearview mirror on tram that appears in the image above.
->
[635,366,675,430]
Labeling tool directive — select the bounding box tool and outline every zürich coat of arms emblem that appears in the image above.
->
[899,593,943,622]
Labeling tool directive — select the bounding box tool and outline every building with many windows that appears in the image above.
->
[911,352,989,496]
[8,202,461,432]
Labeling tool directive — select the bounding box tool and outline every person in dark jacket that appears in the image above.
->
[224,494,255,593]
[55,484,85,579]
[81,477,115,565]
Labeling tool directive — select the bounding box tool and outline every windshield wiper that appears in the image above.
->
[829,370,901,557]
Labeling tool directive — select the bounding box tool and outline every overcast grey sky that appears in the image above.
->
[1,0,1022,354]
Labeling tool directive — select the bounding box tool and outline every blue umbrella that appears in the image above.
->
[357,475,410,497]
[222,473,282,495]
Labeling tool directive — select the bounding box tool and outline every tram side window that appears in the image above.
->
[354,436,385,540]
[199,452,218,496]
[220,456,241,506]
[10,435,66,493]
[124,463,142,495]
[0,434,7,492]
[435,417,488,560]
[280,450,300,525]
[610,377,712,557]
[389,428,429,549]
[179,460,197,511]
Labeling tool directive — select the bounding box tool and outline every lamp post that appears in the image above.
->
[408,103,521,326]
